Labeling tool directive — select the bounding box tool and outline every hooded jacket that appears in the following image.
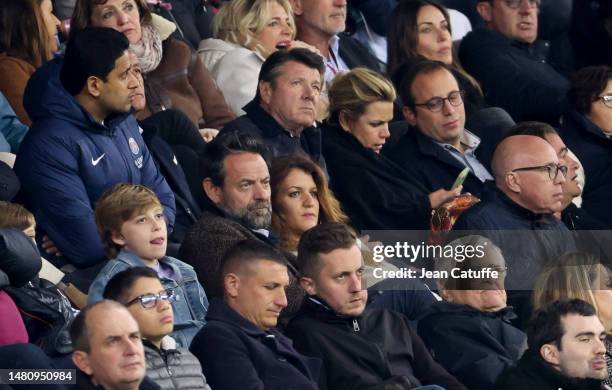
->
[14,58,175,268]
[417,301,527,390]
[285,296,467,390]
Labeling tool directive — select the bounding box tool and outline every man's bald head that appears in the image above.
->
[492,135,558,179]
[492,135,566,214]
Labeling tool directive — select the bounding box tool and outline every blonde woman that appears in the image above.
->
[198,0,317,115]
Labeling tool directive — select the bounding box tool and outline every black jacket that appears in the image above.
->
[417,302,526,390]
[220,100,325,168]
[190,298,320,390]
[558,109,612,229]
[285,296,467,390]
[322,123,431,231]
[385,126,489,198]
[338,33,385,74]
[562,203,612,267]
[459,28,569,124]
[0,228,41,288]
[495,350,603,390]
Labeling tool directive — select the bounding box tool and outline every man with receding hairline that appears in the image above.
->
[453,135,576,324]
[189,240,320,390]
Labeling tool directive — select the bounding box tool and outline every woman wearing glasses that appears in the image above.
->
[558,65,612,229]
[321,67,461,231]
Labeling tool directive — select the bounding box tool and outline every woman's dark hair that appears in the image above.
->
[0,0,55,66]
[387,0,481,97]
[568,65,612,115]
[270,154,348,251]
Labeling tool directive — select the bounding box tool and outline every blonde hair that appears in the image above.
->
[94,183,162,259]
[0,201,35,230]
[327,68,396,125]
[533,252,607,315]
[213,0,295,57]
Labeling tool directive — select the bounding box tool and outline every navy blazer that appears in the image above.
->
[385,126,489,198]
[190,298,320,390]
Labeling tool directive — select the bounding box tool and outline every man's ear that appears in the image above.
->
[202,178,223,205]
[299,276,317,295]
[476,1,493,24]
[85,76,103,98]
[72,351,94,375]
[224,273,240,298]
[402,106,417,126]
[289,0,303,16]
[259,81,273,106]
[504,172,521,194]
[540,343,561,366]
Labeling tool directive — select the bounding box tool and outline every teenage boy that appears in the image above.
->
[88,183,208,347]
[103,267,211,390]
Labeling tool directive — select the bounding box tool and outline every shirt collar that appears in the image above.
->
[432,129,481,154]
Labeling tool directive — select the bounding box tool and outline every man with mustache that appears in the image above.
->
[220,49,327,168]
[496,299,610,390]
[458,0,569,124]
[285,222,467,390]
[180,132,279,300]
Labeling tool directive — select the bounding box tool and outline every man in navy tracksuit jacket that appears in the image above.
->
[14,28,175,270]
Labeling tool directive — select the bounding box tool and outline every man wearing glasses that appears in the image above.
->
[458,0,569,124]
[103,267,211,389]
[453,134,576,324]
[388,60,493,199]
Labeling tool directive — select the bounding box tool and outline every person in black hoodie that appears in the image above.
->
[496,299,608,390]
[285,222,466,390]
[322,68,461,231]
[558,65,612,230]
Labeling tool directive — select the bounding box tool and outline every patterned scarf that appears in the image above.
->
[130,24,163,74]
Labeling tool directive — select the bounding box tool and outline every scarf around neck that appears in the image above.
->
[130,24,163,74]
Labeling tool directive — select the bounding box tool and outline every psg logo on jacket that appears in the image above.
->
[128,137,143,168]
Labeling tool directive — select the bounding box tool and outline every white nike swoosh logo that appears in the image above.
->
[91,153,105,166]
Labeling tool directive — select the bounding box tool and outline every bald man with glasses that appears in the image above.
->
[452,134,576,326]
[458,0,569,124]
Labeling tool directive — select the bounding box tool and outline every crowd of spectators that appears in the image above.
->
[1,0,612,389]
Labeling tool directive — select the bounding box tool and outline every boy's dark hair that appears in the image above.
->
[297,223,358,278]
[200,132,270,187]
[392,59,456,110]
[255,48,325,102]
[568,65,612,115]
[221,239,288,284]
[103,267,160,303]
[502,121,558,140]
[527,298,597,352]
[60,27,129,96]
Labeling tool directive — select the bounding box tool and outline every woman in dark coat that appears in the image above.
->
[322,68,460,231]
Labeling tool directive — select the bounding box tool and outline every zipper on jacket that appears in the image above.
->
[352,319,360,332]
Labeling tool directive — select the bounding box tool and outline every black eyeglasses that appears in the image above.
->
[501,0,540,9]
[510,163,568,181]
[597,94,612,109]
[126,289,176,309]
[414,90,464,112]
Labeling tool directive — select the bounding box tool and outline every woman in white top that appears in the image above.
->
[198,0,313,115]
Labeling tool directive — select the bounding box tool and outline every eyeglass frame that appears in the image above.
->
[596,94,612,108]
[126,288,176,309]
[509,163,568,181]
[413,90,465,113]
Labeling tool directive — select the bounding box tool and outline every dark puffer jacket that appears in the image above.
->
[143,338,210,390]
